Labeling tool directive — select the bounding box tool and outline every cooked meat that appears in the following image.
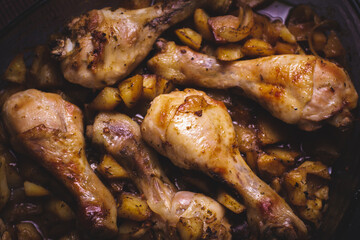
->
[90,113,231,239]
[147,40,358,131]
[2,89,118,238]
[141,89,308,239]
[52,0,231,89]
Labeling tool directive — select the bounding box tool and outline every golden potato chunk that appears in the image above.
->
[118,75,143,108]
[194,9,213,41]
[156,76,175,97]
[278,25,297,44]
[284,161,330,206]
[209,15,241,42]
[142,75,157,101]
[216,44,245,61]
[257,153,287,179]
[98,154,129,179]
[46,198,75,221]
[89,87,122,111]
[217,191,246,214]
[4,54,26,84]
[142,75,174,101]
[176,217,203,240]
[242,38,275,57]
[175,28,202,51]
[264,147,300,166]
[234,125,258,152]
[274,42,298,54]
[117,193,151,222]
[298,198,323,226]
[24,181,50,197]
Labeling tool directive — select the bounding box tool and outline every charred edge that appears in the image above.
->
[88,31,107,70]
[145,0,192,29]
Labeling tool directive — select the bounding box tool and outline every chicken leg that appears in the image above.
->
[51,0,231,89]
[147,40,358,131]
[2,89,118,238]
[141,89,308,239]
[90,112,231,239]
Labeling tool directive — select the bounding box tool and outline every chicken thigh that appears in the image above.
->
[52,0,230,89]
[147,40,358,131]
[90,113,231,239]
[141,89,308,239]
[2,89,118,238]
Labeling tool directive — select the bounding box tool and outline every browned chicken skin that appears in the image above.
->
[90,113,231,239]
[2,89,118,238]
[52,0,230,89]
[141,89,308,239]
[147,40,358,131]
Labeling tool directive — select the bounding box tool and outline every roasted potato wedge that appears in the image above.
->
[217,191,246,214]
[117,193,151,222]
[264,147,300,166]
[209,15,242,42]
[194,9,213,41]
[4,54,26,84]
[46,198,75,221]
[298,198,323,226]
[175,28,202,50]
[98,154,129,179]
[24,181,50,197]
[216,44,244,61]
[278,24,297,44]
[284,161,330,206]
[234,125,258,152]
[242,38,275,57]
[118,75,143,108]
[274,42,298,54]
[156,76,174,97]
[89,87,122,111]
[142,75,157,101]
[142,74,174,101]
[257,153,287,179]
[176,217,203,240]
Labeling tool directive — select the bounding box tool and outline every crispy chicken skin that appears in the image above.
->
[141,89,308,239]
[52,0,230,89]
[90,113,231,239]
[147,40,358,131]
[2,89,118,238]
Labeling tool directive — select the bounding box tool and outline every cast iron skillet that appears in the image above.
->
[0,0,359,239]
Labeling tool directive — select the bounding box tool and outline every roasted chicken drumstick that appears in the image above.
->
[2,89,118,238]
[52,0,230,89]
[148,40,358,131]
[90,113,231,239]
[141,89,308,239]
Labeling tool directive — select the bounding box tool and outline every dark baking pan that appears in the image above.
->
[0,0,359,239]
